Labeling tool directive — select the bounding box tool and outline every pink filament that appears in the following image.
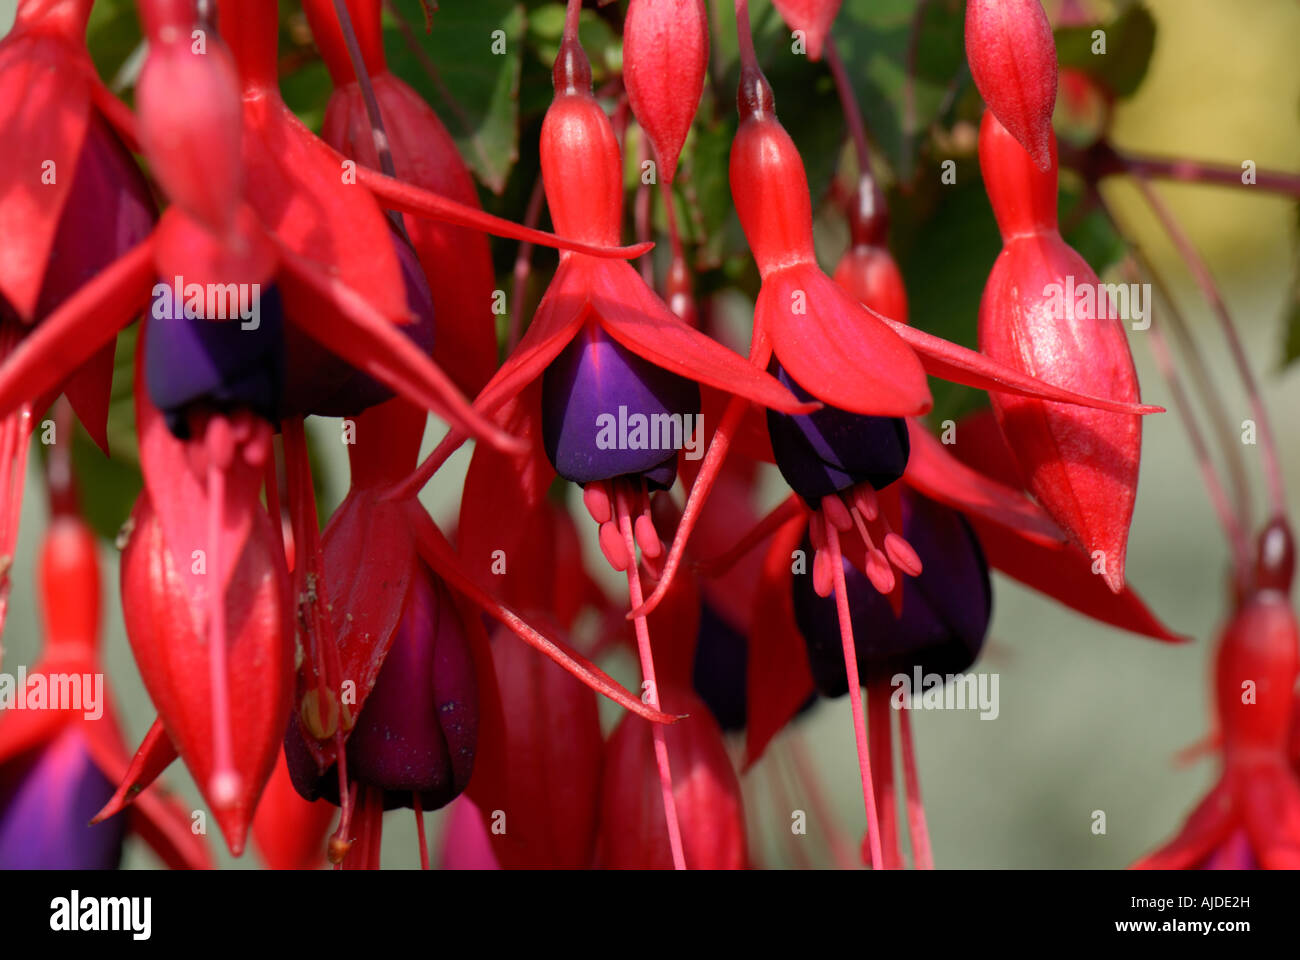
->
[615,482,687,870]
[824,522,883,869]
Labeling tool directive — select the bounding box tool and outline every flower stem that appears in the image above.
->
[1132,174,1289,524]
[824,38,872,182]
[508,177,547,353]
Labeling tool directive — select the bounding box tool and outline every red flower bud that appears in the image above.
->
[833,245,909,325]
[770,0,843,62]
[120,493,293,856]
[623,0,709,183]
[965,0,1058,172]
[977,111,1142,593]
[485,627,603,868]
[541,38,624,247]
[599,688,747,869]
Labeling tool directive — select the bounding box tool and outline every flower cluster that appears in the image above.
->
[0,0,1295,872]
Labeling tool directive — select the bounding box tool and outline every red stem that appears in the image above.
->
[329,0,400,183]
[1132,174,1289,524]
[508,177,547,352]
[413,793,430,870]
[1118,150,1300,198]
[824,38,872,182]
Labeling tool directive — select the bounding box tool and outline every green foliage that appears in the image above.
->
[382,0,525,194]
[1055,2,1156,99]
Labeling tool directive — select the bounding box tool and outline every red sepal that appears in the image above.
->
[0,24,92,319]
[758,264,930,417]
[744,514,816,767]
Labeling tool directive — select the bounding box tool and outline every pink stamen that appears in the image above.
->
[812,548,834,598]
[598,519,630,571]
[821,494,853,532]
[583,482,613,524]
[634,512,662,558]
[883,532,922,578]
[824,522,884,870]
[615,482,687,870]
[865,549,896,595]
[626,393,750,619]
[853,485,879,522]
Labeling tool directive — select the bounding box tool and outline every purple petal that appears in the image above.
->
[766,361,909,506]
[793,491,992,695]
[542,320,699,488]
[0,729,125,870]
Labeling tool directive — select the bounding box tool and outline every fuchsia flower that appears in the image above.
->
[617,2,1172,868]
[0,0,154,644]
[977,110,1144,594]
[622,0,709,184]
[1136,522,1300,869]
[281,398,667,868]
[965,0,1059,172]
[768,0,843,62]
[0,467,208,870]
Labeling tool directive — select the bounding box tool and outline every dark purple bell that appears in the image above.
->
[286,562,477,812]
[692,602,750,732]
[542,321,700,489]
[284,231,436,418]
[765,361,909,507]
[792,492,992,697]
[0,729,126,869]
[146,231,435,435]
[32,114,156,320]
[692,602,816,732]
[145,282,286,437]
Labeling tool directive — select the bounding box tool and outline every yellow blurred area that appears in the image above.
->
[1104,0,1299,284]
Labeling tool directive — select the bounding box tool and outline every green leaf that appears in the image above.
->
[85,0,144,91]
[894,176,1002,424]
[382,0,525,193]
[832,0,969,184]
[1055,4,1156,99]
[1060,185,1127,276]
[526,3,622,84]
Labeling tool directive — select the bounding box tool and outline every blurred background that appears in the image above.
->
[1,0,1297,868]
